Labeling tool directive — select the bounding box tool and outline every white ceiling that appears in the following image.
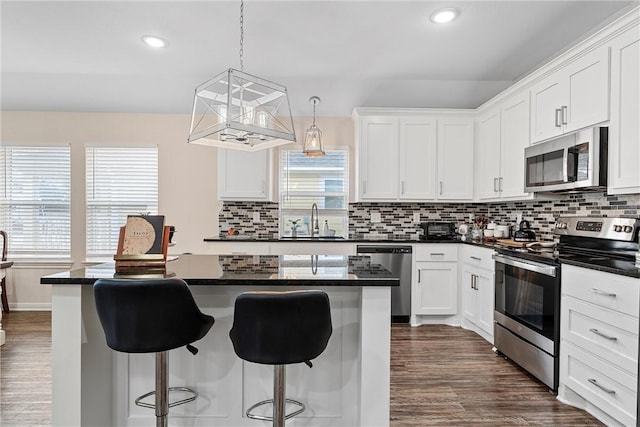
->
[1,0,637,116]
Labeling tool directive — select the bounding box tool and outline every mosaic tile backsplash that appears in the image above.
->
[220,193,640,241]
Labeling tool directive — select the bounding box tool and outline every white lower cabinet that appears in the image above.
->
[459,245,495,343]
[559,264,639,426]
[412,245,458,317]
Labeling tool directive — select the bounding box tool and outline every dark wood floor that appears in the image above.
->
[0,312,602,426]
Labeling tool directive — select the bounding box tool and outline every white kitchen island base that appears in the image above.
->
[51,284,391,427]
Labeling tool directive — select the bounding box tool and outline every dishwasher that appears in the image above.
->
[356,245,412,323]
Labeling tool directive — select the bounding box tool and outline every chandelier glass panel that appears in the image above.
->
[187,1,296,152]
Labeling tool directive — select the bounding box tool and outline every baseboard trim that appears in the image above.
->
[8,303,52,311]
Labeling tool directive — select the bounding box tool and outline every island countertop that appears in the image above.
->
[40,254,400,287]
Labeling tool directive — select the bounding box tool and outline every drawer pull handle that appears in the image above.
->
[430,253,445,256]
[470,256,481,261]
[587,378,616,395]
[590,288,616,297]
[589,328,618,341]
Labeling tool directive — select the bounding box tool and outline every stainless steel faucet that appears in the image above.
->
[310,203,320,237]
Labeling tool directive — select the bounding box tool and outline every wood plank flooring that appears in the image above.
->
[0,312,602,426]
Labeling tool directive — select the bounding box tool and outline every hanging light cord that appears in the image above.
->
[312,98,317,126]
[239,0,244,72]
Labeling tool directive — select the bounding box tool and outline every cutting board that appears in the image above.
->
[496,239,530,248]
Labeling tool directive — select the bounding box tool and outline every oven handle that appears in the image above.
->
[492,254,557,277]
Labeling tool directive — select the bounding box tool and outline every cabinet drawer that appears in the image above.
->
[562,342,637,427]
[460,245,495,270]
[562,264,639,317]
[414,245,457,262]
[562,296,638,375]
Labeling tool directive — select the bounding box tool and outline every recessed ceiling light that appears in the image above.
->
[431,8,459,24]
[141,35,168,48]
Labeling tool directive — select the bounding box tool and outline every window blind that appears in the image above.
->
[279,150,348,237]
[0,145,71,258]
[86,147,158,258]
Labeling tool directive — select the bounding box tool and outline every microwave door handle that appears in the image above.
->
[563,148,568,183]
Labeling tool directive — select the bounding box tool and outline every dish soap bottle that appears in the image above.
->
[323,220,330,236]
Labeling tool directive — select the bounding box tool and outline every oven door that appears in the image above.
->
[493,254,560,352]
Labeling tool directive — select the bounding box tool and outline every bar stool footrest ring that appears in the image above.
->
[246,398,305,421]
[135,387,198,409]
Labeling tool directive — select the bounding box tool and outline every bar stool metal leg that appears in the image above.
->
[274,365,285,427]
[156,351,168,427]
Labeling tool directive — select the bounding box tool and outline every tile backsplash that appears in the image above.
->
[220,193,640,240]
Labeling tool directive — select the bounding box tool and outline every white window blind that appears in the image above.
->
[86,147,158,259]
[279,150,348,237]
[0,145,71,258]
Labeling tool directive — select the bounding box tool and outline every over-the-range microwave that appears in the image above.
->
[524,127,608,193]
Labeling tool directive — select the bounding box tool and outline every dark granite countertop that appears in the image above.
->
[559,257,640,279]
[40,254,400,287]
[1,261,13,269]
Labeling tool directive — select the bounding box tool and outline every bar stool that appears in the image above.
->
[229,290,332,427]
[94,278,214,427]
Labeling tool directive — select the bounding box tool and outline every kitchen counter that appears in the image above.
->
[42,254,396,427]
[41,254,400,287]
[558,256,640,279]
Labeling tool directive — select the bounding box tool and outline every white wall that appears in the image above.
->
[1,111,221,309]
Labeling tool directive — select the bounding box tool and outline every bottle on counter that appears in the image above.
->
[323,220,330,236]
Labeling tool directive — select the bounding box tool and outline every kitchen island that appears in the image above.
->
[41,254,399,427]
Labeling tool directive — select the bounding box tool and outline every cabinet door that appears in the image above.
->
[475,109,502,201]
[360,117,399,200]
[414,262,457,315]
[437,118,474,200]
[608,24,640,195]
[500,91,531,199]
[564,45,610,133]
[474,268,495,337]
[218,149,271,200]
[399,117,437,200]
[461,267,478,322]
[530,74,566,143]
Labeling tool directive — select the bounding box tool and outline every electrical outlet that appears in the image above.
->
[253,211,260,222]
[413,212,420,223]
[371,212,381,223]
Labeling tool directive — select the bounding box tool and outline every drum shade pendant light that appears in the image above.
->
[187,1,296,152]
[302,96,325,157]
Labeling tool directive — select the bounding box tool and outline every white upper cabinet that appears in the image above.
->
[437,118,474,200]
[499,92,532,199]
[217,148,273,200]
[359,116,399,200]
[356,111,473,202]
[399,117,437,200]
[475,108,502,200]
[475,91,531,201]
[530,45,610,143]
[608,23,640,195]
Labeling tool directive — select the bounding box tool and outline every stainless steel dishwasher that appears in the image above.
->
[356,245,412,323]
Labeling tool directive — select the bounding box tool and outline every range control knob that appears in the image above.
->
[623,225,633,233]
[614,225,623,232]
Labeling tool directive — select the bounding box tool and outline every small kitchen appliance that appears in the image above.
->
[493,216,639,393]
[513,220,536,242]
[419,222,457,241]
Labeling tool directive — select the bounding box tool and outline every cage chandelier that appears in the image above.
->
[187,0,296,152]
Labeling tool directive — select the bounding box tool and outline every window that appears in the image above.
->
[0,145,71,258]
[86,147,158,259]
[279,150,348,237]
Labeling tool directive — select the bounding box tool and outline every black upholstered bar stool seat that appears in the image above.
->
[94,278,214,427]
[229,290,332,427]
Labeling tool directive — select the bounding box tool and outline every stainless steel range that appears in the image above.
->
[493,216,640,393]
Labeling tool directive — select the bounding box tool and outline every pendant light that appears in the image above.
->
[187,1,296,152]
[302,96,325,157]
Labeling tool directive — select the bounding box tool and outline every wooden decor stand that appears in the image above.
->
[114,216,170,274]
